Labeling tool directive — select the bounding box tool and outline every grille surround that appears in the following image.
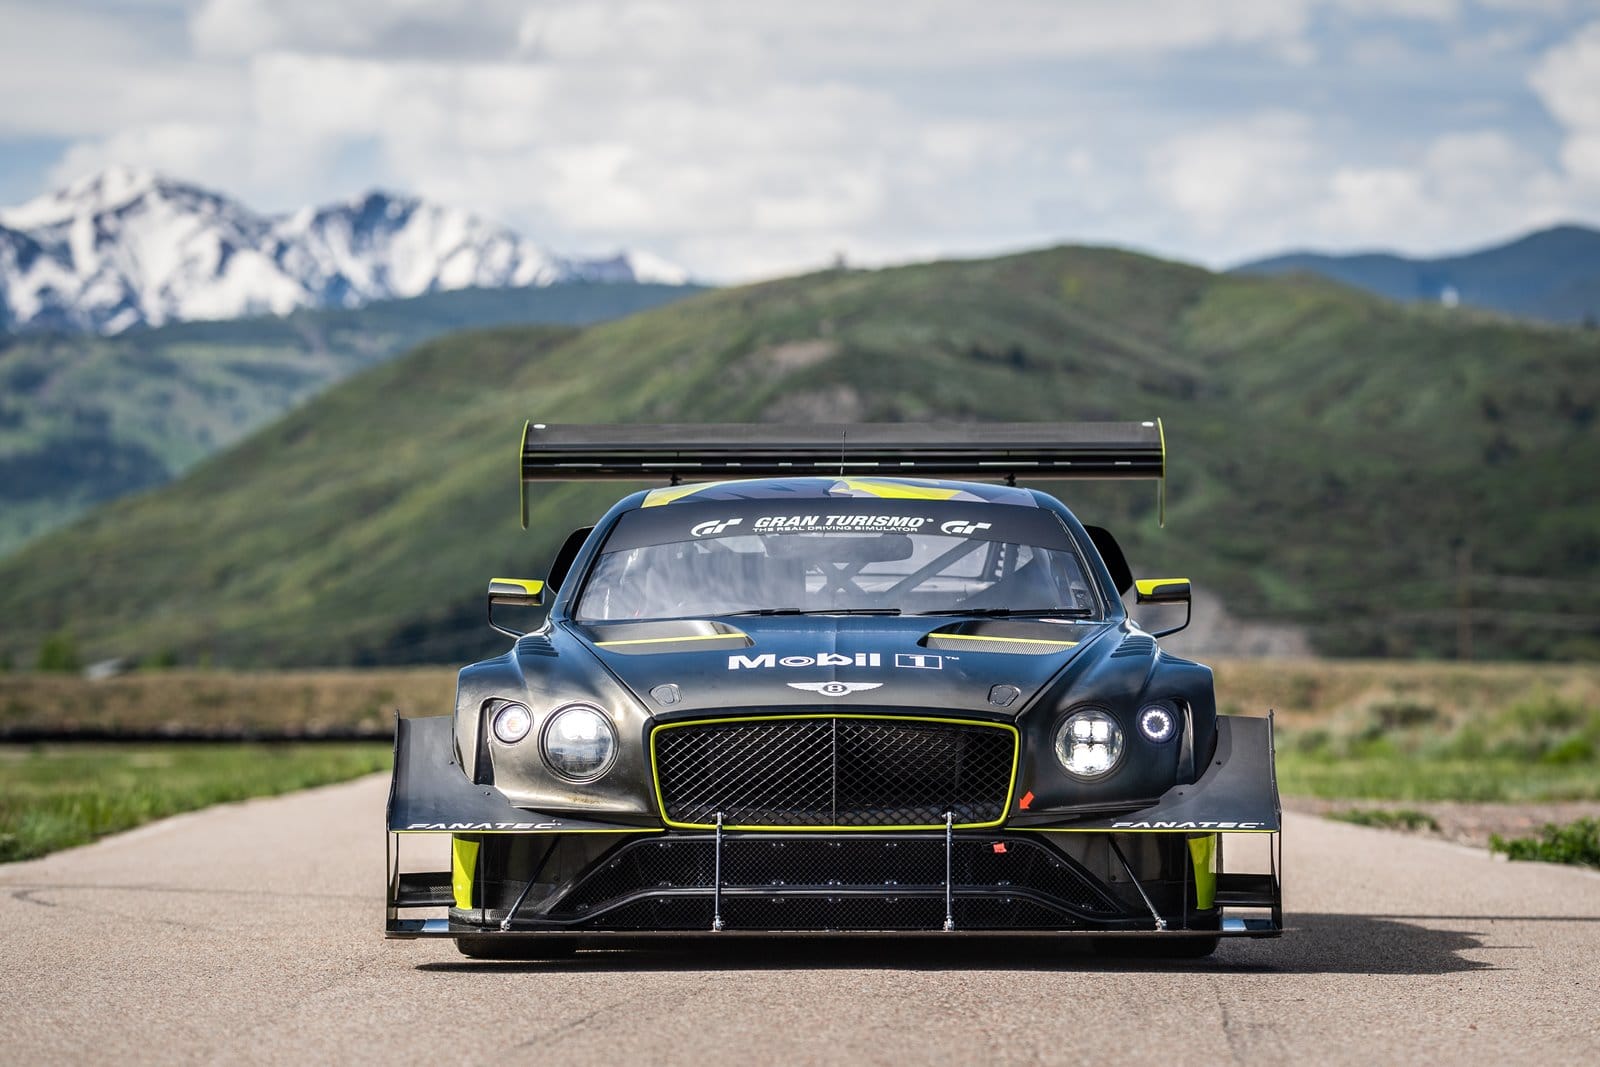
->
[651,714,1018,830]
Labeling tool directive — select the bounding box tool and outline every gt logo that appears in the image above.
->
[788,682,884,697]
[940,520,993,536]
[691,517,744,537]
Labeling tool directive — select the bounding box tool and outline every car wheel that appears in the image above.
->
[455,935,579,960]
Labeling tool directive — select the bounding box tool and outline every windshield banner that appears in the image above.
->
[602,499,1073,552]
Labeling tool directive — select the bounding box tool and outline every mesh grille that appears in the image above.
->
[654,716,1015,828]
[555,836,1120,918]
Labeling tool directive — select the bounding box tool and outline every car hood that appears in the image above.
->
[563,614,1113,717]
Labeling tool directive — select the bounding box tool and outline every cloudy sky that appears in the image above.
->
[2,0,1597,280]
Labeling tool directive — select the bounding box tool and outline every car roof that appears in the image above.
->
[635,475,1045,510]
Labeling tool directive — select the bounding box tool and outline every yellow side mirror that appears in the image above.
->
[488,578,545,637]
[1134,578,1191,605]
[1133,578,1190,638]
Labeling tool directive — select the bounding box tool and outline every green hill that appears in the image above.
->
[0,282,700,557]
[0,245,1594,668]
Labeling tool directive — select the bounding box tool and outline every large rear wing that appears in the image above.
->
[519,420,1166,527]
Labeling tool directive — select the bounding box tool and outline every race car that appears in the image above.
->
[386,422,1282,956]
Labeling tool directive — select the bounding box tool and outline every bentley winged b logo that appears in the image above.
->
[786,681,885,697]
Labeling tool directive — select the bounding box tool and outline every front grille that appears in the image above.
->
[653,716,1015,829]
[547,835,1127,931]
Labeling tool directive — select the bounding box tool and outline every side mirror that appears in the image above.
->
[1133,578,1190,637]
[1134,578,1190,604]
[487,578,545,638]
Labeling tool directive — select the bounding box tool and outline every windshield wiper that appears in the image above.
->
[722,608,903,616]
[913,607,1096,618]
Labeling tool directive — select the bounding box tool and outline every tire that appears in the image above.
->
[455,935,579,960]
[1092,935,1220,959]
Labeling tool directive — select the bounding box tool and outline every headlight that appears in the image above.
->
[540,703,617,781]
[491,701,533,744]
[1138,703,1177,743]
[1054,708,1124,778]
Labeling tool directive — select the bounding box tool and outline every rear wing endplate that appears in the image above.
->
[519,420,1166,527]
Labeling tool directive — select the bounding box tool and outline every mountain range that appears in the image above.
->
[0,167,688,335]
[0,282,700,558]
[1234,224,1600,325]
[0,245,1593,669]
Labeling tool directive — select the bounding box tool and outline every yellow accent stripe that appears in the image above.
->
[1135,578,1189,597]
[518,420,530,529]
[642,480,742,507]
[1157,416,1166,528]
[651,714,1020,831]
[450,835,479,910]
[929,631,1078,648]
[490,578,545,595]
[596,631,750,648]
[839,478,962,501]
[1189,833,1218,909]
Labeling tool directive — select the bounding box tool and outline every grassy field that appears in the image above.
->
[0,743,391,863]
[1233,659,1600,801]
[1,658,1595,862]
[0,667,454,736]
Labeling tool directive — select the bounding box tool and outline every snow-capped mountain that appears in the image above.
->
[0,167,690,334]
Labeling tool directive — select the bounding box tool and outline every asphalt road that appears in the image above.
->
[2,775,1597,1066]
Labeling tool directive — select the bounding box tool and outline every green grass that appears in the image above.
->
[0,743,392,863]
[1490,818,1600,869]
[1324,807,1441,832]
[1277,757,1600,802]
[1275,690,1600,801]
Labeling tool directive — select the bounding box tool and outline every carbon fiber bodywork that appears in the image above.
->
[386,450,1284,946]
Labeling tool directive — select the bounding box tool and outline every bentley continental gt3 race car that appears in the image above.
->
[386,423,1282,956]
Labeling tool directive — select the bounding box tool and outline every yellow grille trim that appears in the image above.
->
[650,713,1021,832]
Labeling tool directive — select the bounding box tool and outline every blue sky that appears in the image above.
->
[1,1,1597,280]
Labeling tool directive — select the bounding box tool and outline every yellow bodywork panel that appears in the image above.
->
[1134,577,1190,602]
[597,631,751,648]
[451,835,480,910]
[642,480,742,507]
[1188,833,1218,909]
[838,478,962,500]
[489,578,545,596]
[927,631,1078,648]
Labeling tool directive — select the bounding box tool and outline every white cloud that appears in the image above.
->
[1323,0,1460,19]
[10,0,1600,277]
[1530,20,1600,183]
[1147,113,1319,242]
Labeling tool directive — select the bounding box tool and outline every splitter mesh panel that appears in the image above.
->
[555,836,1121,920]
[654,717,1014,828]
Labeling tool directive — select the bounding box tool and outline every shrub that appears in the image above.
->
[1371,700,1439,730]
[36,631,80,673]
[1490,819,1600,869]
[1328,808,1440,832]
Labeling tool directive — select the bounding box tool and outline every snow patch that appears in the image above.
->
[0,168,691,334]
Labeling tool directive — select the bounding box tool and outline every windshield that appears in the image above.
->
[574,499,1100,621]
